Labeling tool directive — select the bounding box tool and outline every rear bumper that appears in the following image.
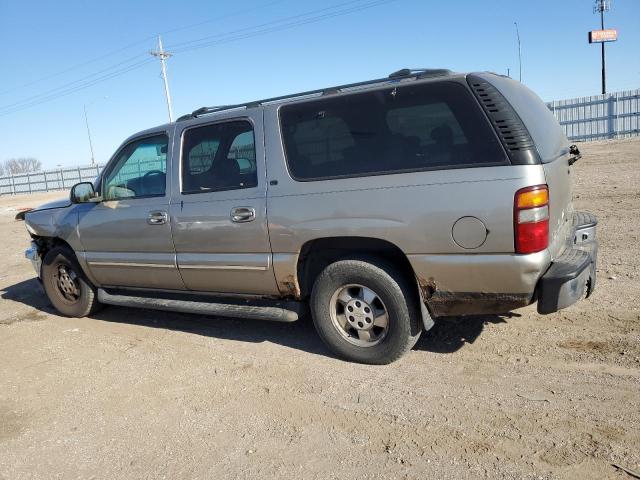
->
[536,212,598,314]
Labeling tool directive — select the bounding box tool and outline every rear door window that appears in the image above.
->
[280,81,506,181]
[181,121,258,194]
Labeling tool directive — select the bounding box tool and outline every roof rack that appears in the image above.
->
[176,68,453,122]
[388,68,452,79]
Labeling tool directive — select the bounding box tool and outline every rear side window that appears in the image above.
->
[181,121,258,194]
[479,74,568,162]
[280,81,506,181]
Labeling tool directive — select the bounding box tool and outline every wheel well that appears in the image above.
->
[33,236,73,258]
[296,237,417,299]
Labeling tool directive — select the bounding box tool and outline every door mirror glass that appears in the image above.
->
[70,182,97,203]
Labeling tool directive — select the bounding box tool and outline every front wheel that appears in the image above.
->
[41,246,101,317]
[310,257,422,364]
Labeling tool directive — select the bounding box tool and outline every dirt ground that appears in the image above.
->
[1,139,639,480]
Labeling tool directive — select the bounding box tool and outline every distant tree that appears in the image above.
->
[0,162,4,177]
[2,157,42,175]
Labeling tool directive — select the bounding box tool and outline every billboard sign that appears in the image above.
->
[589,29,618,43]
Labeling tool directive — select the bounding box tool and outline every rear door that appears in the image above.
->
[169,111,279,295]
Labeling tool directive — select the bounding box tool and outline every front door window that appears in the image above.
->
[103,134,168,200]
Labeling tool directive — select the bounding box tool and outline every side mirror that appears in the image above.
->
[70,182,99,203]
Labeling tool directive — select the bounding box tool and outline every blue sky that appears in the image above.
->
[0,0,638,169]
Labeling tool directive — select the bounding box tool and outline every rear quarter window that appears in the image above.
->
[279,81,507,181]
[480,74,569,162]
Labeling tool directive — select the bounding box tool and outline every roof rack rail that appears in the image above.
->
[192,105,232,115]
[177,68,452,122]
[388,68,452,79]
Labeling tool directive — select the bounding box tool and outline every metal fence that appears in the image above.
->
[2,89,638,196]
[548,88,640,142]
[0,164,104,196]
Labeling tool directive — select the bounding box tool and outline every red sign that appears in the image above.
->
[589,29,618,43]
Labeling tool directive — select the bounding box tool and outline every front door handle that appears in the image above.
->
[147,211,168,225]
[230,207,256,223]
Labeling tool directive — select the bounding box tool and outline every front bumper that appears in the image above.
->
[536,212,598,314]
[25,241,42,278]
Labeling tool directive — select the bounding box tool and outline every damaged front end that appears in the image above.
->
[25,241,42,278]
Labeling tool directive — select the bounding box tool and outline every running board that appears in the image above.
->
[97,289,300,322]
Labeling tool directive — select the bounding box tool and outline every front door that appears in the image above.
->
[169,113,278,295]
[77,131,185,290]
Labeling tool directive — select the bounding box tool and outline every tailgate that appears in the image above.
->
[475,73,575,260]
[543,152,574,259]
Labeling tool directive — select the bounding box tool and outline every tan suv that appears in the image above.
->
[24,69,598,364]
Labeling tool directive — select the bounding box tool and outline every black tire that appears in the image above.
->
[41,246,101,317]
[310,256,422,364]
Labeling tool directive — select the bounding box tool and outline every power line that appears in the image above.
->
[0,38,155,97]
[0,0,289,97]
[0,0,398,116]
[169,0,374,50]
[0,59,154,116]
[0,53,149,112]
[159,0,289,38]
[172,0,398,54]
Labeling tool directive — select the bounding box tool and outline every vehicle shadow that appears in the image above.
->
[413,313,519,354]
[2,278,519,358]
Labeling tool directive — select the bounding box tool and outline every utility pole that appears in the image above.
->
[83,96,107,166]
[594,0,611,95]
[514,22,522,82]
[150,35,174,123]
[83,104,95,165]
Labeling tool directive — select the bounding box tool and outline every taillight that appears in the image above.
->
[514,185,549,254]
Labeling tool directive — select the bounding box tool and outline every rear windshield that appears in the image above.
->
[279,81,506,181]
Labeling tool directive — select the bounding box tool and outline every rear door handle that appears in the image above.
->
[147,211,168,225]
[230,207,256,223]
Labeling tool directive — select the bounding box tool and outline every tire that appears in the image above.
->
[41,246,101,317]
[310,256,422,364]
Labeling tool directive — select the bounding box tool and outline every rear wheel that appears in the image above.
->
[41,246,101,317]
[310,257,422,364]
